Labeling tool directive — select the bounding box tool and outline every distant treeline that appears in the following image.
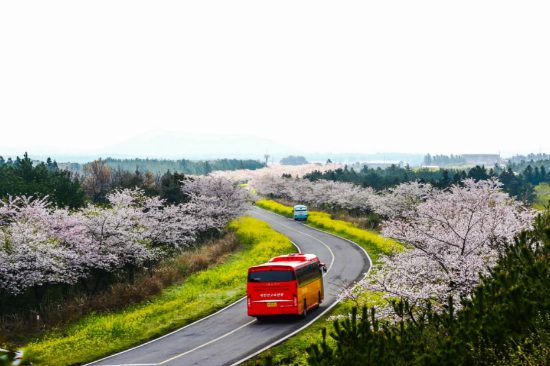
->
[508,153,550,164]
[304,163,550,202]
[424,153,550,168]
[280,155,309,165]
[67,158,264,175]
[0,154,263,209]
[423,154,466,166]
[506,158,550,172]
[81,160,190,204]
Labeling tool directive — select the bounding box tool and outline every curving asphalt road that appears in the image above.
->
[86,207,370,366]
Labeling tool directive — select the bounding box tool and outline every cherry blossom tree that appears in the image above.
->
[360,179,535,314]
[0,197,85,295]
[210,163,343,183]
[252,175,376,213]
[367,181,433,219]
[181,176,249,231]
[0,179,249,296]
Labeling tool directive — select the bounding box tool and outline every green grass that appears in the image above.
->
[24,217,296,366]
[250,200,404,365]
[533,183,550,210]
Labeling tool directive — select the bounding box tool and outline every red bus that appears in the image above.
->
[247,253,327,320]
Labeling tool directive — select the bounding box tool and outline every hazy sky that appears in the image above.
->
[1,1,549,158]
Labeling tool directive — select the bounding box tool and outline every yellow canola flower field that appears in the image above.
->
[255,199,294,217]
[255,199,403,261]
[24,217,296,366]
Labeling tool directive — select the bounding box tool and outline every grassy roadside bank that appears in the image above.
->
[534,183,550,210]
[24,217,296,366]
[255,200,402,261]
[3,233,241,346]
[249,200,403,365]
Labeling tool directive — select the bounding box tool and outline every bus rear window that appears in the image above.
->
[248,270,295,282]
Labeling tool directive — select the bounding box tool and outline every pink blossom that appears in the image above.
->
[0,179,248,296]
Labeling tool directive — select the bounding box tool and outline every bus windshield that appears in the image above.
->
[248,270,295,282]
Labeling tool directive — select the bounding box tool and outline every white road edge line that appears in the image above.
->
[132,209,337,366]
[84,298,246,366]
[85,216,302,366]
[228,207,373,366]
[157,320,257,365]
[85,207,365,366]
[149,228,304,365]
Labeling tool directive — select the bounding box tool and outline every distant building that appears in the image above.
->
[462,154,501,165]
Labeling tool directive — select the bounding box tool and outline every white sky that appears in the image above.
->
[1,1,549,158]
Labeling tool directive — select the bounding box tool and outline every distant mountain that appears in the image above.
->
[103,132,293,160]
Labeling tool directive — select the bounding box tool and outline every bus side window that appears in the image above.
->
[296,268,305,285]
[306,264,315,282]
[297,263,322,285]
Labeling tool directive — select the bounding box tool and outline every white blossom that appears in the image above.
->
[360,179,534,314]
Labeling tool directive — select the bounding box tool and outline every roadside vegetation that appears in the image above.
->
[21,217,296,366]
[255,199,293,217]
[0,177,247,338]
[1,233,240,345]
[307,210,550,366]
[255,200,401,262]
[534,183,550,210]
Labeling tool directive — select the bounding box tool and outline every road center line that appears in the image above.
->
[230,207,373,366]
[150,211,332,365]
[252,209,336,274]
[88,209,340,366]
[156,320,256,365]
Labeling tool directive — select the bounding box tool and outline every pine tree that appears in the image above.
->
[541,165,548,183]
[424,154,432,166]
